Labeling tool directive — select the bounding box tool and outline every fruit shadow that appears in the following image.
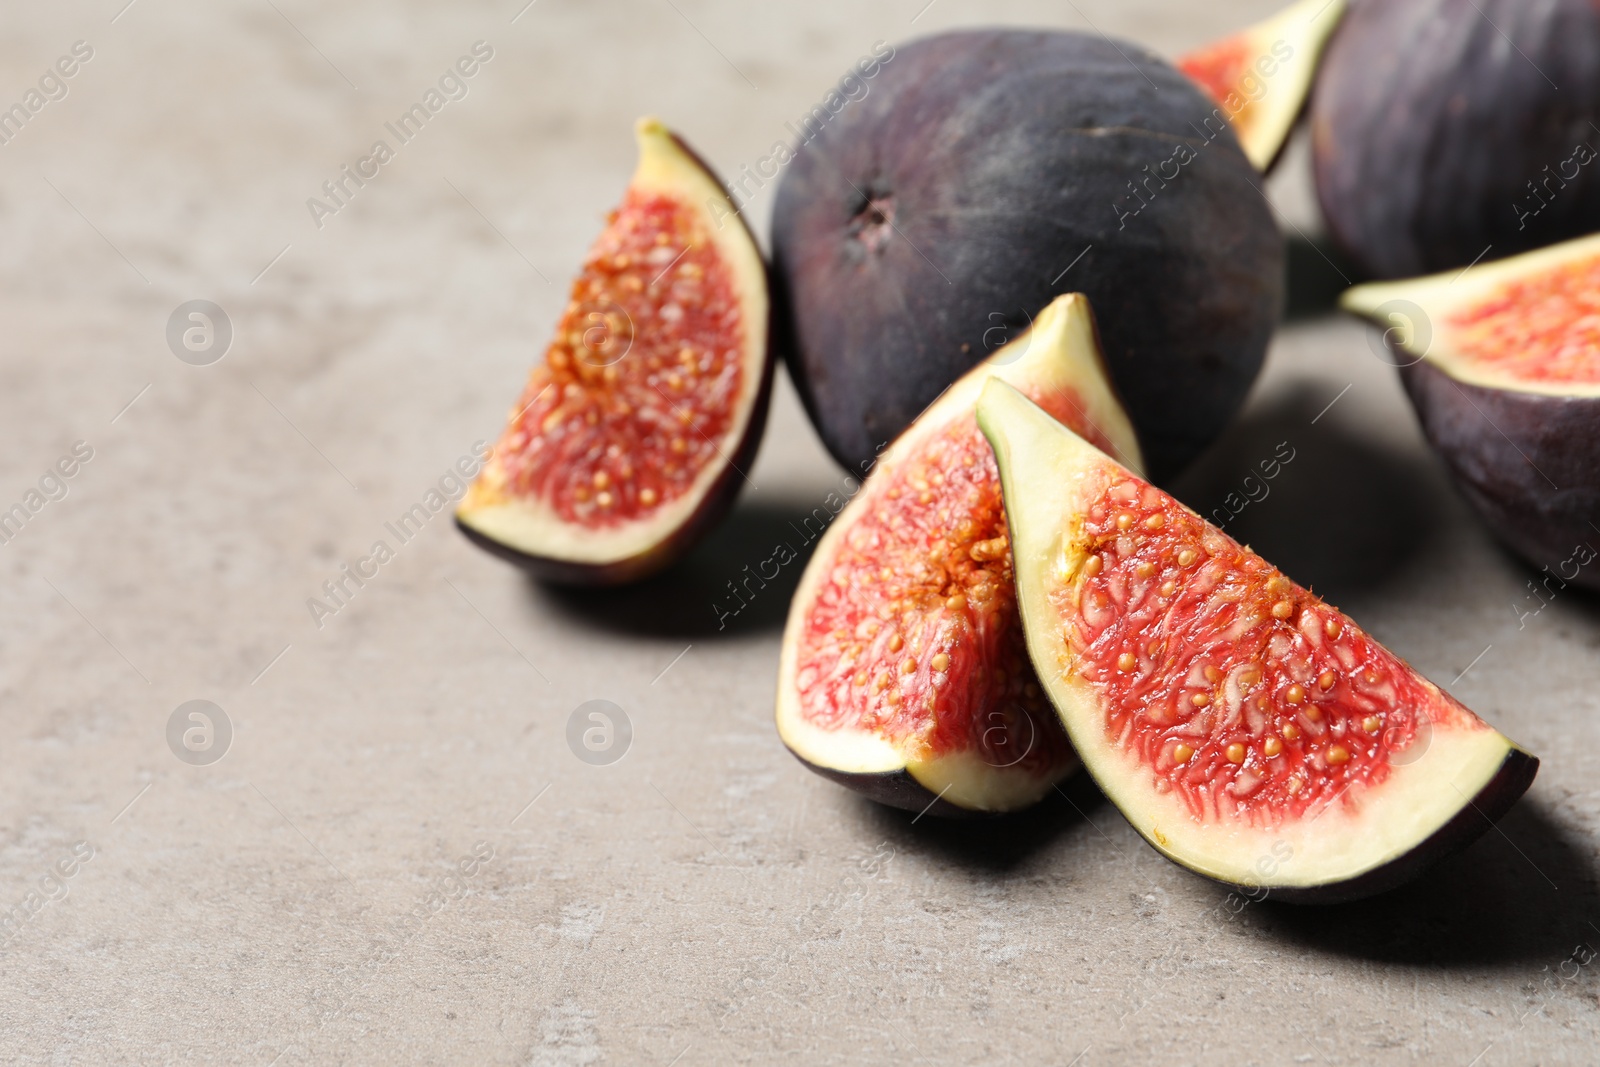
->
[529,497,828,638]
[1165,387,1443,605]
[852,772,1111,874]
[1498,542,1600,622]
[1283,234,1362,321]
[1257,797,1599,967]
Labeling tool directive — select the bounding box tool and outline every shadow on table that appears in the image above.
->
[1258,797,1597,967]
[531,497,830,638]
[1166,386,1444,605]
[862,780,1591,968]
[854,772,1110,874]
[1284,233,1362,321]
[1499,541,1600,622]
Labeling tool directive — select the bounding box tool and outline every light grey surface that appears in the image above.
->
[0,1,1596,1064]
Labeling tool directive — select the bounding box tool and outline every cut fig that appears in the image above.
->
[457,117,773,585]
[776,295,1144,816]
[771,29,1283,483]
[1342,233,1600,590]
[1312,0,1600,278]
[978,381,1538,901]
[1177,0,1346,173]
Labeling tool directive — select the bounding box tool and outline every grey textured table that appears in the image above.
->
[0,1,1596,1063]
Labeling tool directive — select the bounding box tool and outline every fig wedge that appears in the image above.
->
[457,117,773,585]
[1343,233,1600,590]
[979,380,1538,901]
[1177,0,1347,173]
[776,295,1143,816]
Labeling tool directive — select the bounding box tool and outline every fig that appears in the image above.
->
[978,381,1538,902]
[771,29,1283,482]
[1342,233,1600,591]
[1312,0,1600,279]
[1176,0,1347,173]
[775,295,1143,816]
[457,118,773,585]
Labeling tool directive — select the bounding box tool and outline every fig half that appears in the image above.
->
[1342,233,1600,591]
[979,380,1538,902]
[457,118,773,585]
[1177,0,1347,173]
[776,295,1143,816]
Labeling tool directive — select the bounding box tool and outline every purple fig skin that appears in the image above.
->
[1313,0,1600,279]
[793,757,987,820]
[771,30,1282,482]
[1400,359,1600,592]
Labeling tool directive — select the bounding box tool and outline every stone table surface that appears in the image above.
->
[0,1,1596,1064]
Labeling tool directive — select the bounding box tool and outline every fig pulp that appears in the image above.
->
[979,381,1538,901]
[1177,0,1346,173]
[1342,233,1600,590]
[1312,0,1600,278]
[457,118,773,584]
[776,295,1143,816]
[772,29,1283,482]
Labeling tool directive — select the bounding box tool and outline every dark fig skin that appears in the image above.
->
[795,758,987,820]
[1263,748,1538,905]
[1400,359,1600,592]
[1313,0,1600,279]
[772,30,1283,482]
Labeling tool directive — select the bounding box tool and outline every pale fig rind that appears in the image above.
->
[1278,746,1536,903]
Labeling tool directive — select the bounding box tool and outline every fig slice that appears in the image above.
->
[978,380,1538,901]
[775,294,1144,817]
[1342,233,1600,590]
[1177,0,1346,173]
[457,117,773,585]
